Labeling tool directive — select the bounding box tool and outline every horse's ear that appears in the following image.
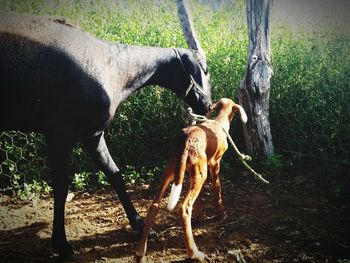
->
[210,102,218,111]
[208,102,218,118]
[192,50,208,74]
[180,51,203,86]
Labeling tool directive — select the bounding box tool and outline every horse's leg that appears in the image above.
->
[46,133,74,259]
[83,132,150,235]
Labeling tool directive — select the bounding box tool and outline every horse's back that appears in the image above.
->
[0,12,90,47]
[0,12,112,135]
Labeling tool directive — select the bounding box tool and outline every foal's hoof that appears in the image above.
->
[189,250,207,262]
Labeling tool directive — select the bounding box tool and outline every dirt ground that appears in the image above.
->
[0,168,349,263]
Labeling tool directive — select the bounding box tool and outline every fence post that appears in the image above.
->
[239,0,274,157]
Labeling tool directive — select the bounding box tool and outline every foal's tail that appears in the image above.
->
[167,149,188,211]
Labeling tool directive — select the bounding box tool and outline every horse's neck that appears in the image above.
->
[107,44,177,100]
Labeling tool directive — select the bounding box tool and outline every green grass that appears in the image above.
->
[0,0,349,198]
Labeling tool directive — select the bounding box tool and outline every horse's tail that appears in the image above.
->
[167,148,188,211]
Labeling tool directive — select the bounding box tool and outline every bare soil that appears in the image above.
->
[0,169,349,262]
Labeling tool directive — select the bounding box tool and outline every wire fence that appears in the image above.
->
[269,29,350,167]
[0,88,186,192]
[1,76,349,193]
[0,132,48,192]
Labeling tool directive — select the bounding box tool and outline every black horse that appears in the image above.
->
[0,12,212,258]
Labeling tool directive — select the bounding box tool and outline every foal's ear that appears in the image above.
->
[233,104,248,123]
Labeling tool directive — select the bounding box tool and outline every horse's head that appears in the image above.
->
[173,48,212,115]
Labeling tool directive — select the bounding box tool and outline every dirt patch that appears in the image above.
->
[0,169,349,262]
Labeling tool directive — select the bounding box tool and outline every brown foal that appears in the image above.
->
[134,98,247,262]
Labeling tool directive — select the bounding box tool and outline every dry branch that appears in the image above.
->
[177,0,206,58]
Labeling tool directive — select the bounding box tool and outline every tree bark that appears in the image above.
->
[176,0,206,59]
[239,0,274,157]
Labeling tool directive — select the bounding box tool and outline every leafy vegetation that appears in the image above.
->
[0,0,349,199]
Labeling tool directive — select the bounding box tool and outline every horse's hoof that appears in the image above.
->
[54,243,75,261]
[133,255,147,263]
[133,220,158,240]
[58,253,80,262]
[148,227,158,239]
[134,227,158,240]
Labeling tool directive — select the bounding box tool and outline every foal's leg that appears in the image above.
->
[209,161,226,219]
[180,163,207,261]
[134,159,176,263]
[83,132,146,235]
[46,134,74,259]
[193,187,205,221]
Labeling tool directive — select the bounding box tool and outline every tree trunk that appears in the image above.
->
[239,0,274,157]
[176,0,206,58]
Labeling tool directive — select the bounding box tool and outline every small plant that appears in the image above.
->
[121,165,142,184]
[145,166,163,182]
[220,160,230,174]
[263,154,283,171]
[327,166,350,200]
[16,180,52,200]
[96,170,109,186]
[72,172,91,191]
[121,165,163,184]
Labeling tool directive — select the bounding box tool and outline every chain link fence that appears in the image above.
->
[270,29,350,167]
[1,70,349,192]
[0,88,186,192]
[0,132,48,192]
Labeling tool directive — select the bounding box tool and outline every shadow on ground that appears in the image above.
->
[0,168,349,262]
